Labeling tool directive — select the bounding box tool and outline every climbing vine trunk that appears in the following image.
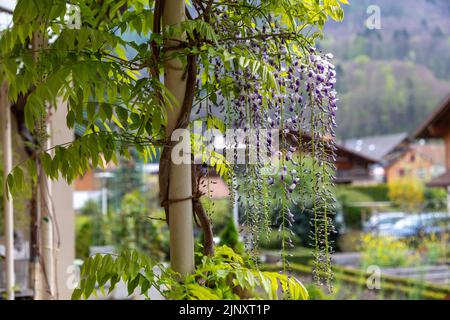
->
[1,81,14,300]
[32,32,56,300]
[162,0,195,274]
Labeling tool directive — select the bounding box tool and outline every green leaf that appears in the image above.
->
[14,167,24,190]
[71,288,82,300]
[127,275,141,296]
[67,110,75,128]
[6,173,15,195]
[116,107,128,124]
[84,276,96,298]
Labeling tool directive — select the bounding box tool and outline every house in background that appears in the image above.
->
[73,169,102,210]
[413,95,450,198]
[343,133,410,182]
[344,133,409,163]
[334,144,378,184]
[343,132,445,184]
[384,143,445,183]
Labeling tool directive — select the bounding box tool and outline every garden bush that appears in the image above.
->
[423,188,447,211]
[219,216,244,254]
[75,215,93,260]
[388,177,424,212]
[359,234,420,268]
[418,234,449,264]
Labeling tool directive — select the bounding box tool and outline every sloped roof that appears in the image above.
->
[383,142,445,169]
[343,132,409,162]
[414,94,450,139]
[335,142,378,164]
[427,171,450,188]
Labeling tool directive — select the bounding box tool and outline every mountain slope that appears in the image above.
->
[319,0,450,139]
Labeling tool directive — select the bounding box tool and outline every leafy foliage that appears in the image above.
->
[359,234,419,268]
[423,188,448,212]
[72,245,309,300]
[75,215,93,260]
[112,190,169,259]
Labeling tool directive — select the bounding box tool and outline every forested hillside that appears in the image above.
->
[320,0,450,139]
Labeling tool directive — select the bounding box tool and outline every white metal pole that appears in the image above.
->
[1,81,15,300]
[163,0,195,274]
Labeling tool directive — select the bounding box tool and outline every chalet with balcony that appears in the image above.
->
[414,94,450,189]
[334,144,377,184]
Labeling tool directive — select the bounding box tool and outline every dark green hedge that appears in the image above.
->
[350,184,389,201]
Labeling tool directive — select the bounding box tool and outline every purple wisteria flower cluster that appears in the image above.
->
[195,9,338,286]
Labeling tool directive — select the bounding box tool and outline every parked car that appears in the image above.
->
[379,212,450,239]
[363,212,406,233]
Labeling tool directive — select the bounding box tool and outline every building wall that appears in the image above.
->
[334,151,374,184]
[385,148,439,183]
[445,129,450,170]
[74,169,99,191]
[51,101,75,300]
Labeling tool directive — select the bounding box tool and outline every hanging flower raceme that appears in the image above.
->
[196,9,339,289]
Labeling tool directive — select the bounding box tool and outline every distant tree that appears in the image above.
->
[388,177,424,212]
[219,216,244,254]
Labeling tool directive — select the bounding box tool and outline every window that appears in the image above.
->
[398,168,405,177]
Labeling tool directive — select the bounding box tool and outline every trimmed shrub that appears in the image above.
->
[219,217,244,254]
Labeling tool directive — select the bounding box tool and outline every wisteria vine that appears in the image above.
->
[194,9,339,288]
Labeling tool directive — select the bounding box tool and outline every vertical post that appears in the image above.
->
[32,31,56,300]
[163,0,195,274]
[1,81,15,300]
[51,98,75,299]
